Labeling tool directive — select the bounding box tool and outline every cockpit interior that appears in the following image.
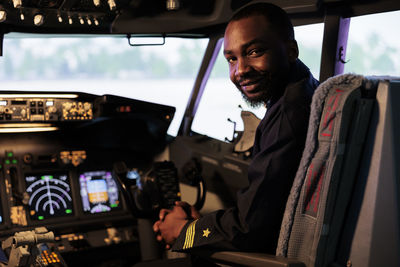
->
[0,0,399,266]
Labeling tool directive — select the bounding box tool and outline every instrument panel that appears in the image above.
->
[0,96,93,122]
[0,91,175,265]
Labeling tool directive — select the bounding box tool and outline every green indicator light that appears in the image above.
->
[0,165,2,169]
[65,209,72,214]
[110,204,118,208]
[38,216,44,220]
[7,152,13,158]
[12,159,17,164]
[5,160,10,165]
[41,175,53,180]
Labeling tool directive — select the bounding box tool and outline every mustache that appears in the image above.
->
[237,71,271,84]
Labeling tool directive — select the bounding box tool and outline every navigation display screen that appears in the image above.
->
[79,171,121,214]
[25,173,74,220]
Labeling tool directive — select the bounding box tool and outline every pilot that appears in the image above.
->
[153,2,319,255]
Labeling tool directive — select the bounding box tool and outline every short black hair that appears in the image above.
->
[230,2,295,41]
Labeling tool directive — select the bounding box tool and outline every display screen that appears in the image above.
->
[127,169,142,189]
[79,171,121,214]
[25,173,74,220]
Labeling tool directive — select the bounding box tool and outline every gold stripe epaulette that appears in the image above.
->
[183,219,198,249]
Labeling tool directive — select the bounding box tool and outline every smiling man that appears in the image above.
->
[153,2,319,254]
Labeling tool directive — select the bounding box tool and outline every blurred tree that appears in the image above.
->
[175,42,204,78]
[346,32,397,75]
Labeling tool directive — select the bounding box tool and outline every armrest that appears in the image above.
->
[194,250,305,267]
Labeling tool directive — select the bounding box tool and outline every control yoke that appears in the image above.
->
[113,161,206,219]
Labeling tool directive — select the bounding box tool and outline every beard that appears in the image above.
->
[239,86,270,108]
[236,70,285,108]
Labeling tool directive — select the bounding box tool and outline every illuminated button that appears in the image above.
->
[34,14,44,26]
[13,0,22,8]
[108,0,116,11]
[38,101,44,107]
[0,11,7,23]
[38,108,44,114]
[30,101,36,107]
[31,108,36,114]
[64,102,72,111]
[7,152,13,157]
[83,102,91,111]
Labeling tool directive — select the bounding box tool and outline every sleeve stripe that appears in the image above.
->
[183,219,198,249]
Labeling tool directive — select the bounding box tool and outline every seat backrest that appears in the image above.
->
[334,79,400,267]
[276,74,385,267]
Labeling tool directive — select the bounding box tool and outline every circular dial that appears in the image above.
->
[25,173,74,220]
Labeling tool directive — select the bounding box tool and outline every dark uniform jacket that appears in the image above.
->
[172,59,319,253]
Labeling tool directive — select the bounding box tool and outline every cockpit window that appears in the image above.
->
[0,35,208,136]
[344,10,400,76]
[191,23,324,141]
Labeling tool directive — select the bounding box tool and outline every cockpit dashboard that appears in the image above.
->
[0,91,175,266]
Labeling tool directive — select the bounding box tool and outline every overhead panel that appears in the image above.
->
[0,0,126,33]
[111,0,321,34]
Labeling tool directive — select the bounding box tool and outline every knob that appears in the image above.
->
[48,106,57,113]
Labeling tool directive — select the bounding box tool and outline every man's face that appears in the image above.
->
[224,15,292,106]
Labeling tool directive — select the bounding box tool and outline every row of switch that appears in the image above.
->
[30,108,44,115]
[30,101,44,107]
[0,114,12,120]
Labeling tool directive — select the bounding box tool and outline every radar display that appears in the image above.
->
[25,173,74,220]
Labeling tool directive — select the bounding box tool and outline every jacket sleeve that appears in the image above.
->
[172,100,310,253]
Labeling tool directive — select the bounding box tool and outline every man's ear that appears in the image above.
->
[286,40,299,63]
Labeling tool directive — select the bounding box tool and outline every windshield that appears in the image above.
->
[0,34,209,136]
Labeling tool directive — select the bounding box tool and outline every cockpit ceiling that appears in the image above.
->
[0,0,398,35]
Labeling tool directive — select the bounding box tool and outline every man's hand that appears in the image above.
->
[153,201,201,249]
